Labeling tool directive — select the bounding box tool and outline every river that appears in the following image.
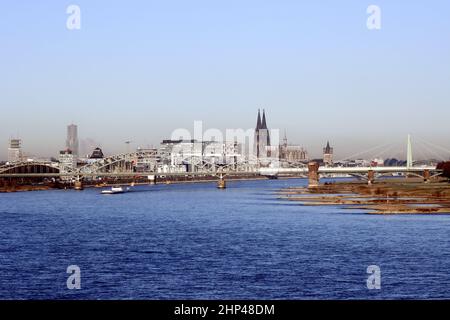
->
[0,178,449,299]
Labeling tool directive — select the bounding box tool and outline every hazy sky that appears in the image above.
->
[1,0,450,160]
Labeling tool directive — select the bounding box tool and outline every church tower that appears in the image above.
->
[254,109,270,158]
[323,141,334,166]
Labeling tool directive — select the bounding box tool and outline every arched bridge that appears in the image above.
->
[0,154,440,188]
[0,161,59,175]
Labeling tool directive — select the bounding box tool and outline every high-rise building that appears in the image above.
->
[323,141,334,166]
[253,109,270,158]
[66,124,79,157]
[7,138,23,163]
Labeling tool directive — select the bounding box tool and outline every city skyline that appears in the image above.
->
[1,117,448,163]
[2,1,450,304]
[1,1,450,160]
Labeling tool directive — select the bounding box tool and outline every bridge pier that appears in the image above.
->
[74,177,83,190]
[368,170,375,185]
[423,169,430,183]
[148,175,156,185]
[308,162,319,188]
[217,174,226,189]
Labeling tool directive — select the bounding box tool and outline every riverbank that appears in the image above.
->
[279,179,450,214]
[0,174,276,193]
[0,185,53,193]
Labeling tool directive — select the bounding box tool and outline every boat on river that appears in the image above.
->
[101,186,130,195]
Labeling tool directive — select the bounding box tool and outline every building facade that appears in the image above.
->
[280,145,308,163]
[58,149,76,175]
[158,139,243,173]
[134,148,159,172]
[278,133,308,163]
[7,139,23,163]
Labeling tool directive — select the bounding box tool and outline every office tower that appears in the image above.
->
[66,124,79,157]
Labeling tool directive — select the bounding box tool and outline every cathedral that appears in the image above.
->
[254,109,271,158]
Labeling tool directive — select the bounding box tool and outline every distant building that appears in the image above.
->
[371,158,384,167]
[89,147,104,159]
[384,158,407,167]
[323,141,334,166]
[134,148,158,172]
[253,109,270,158]
[7,138,23,163]
[84,147,105,166]
[66,124,79,158]
[59,149,76,174]
[279,132,308,163]
[157,139,242,173]
[159,139,202,171]
[79,138,101,158]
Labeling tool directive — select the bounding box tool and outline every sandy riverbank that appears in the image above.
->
[279,179,450,214]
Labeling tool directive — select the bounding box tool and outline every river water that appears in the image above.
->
[0,178,449,299]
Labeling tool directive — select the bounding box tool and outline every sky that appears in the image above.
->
[1,0,450,160]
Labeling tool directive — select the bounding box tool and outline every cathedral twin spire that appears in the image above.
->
[255,109,268,130]
[254,109,270,158]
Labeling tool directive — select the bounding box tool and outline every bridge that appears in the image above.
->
[0,163,439,188]
[0,135,443,189]
[260,164,439,187]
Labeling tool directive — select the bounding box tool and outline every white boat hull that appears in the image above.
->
[101,186,130,195]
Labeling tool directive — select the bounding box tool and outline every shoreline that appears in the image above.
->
[0,175,303,193]
[279,179,450,215]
